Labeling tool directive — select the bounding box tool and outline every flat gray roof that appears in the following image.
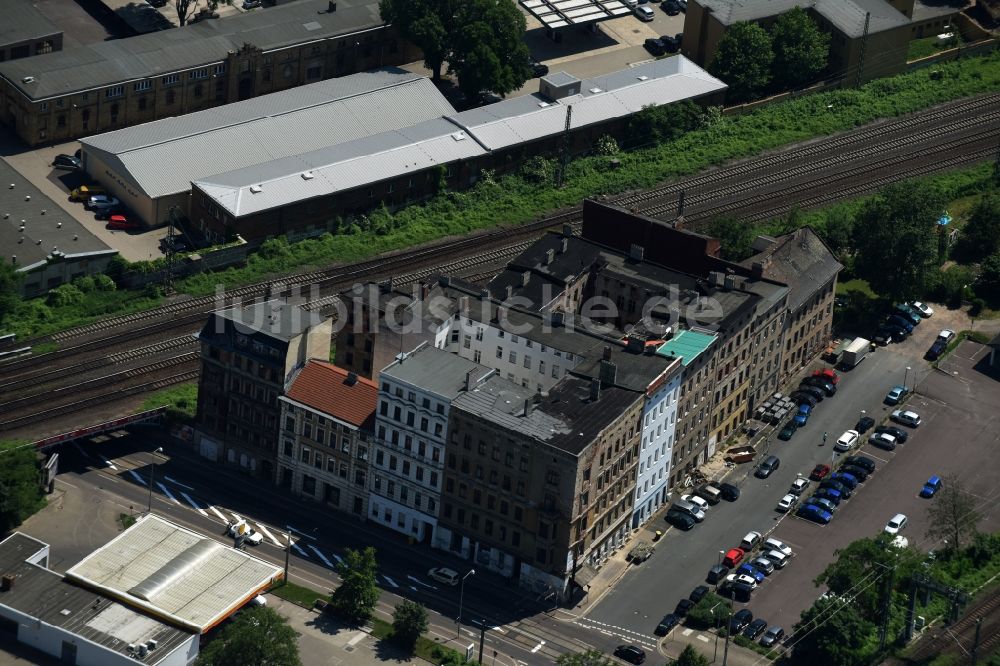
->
[0,533,193,665]
[697,0,910,37]
[0,0,60,47]
[0,158,116,273]
[213,299,325,342]
[382,343,495,399]
[0,0,384,101]
[82,69,455,200]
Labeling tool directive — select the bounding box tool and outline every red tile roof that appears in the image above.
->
[285,360,378,429]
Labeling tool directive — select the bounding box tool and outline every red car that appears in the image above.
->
[722,547,745,568]
[812,368,839,385]
[809,464,832,481]
[106,214,139,231]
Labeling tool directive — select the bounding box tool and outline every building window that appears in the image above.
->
[214,64,226,75]
[106,86,124,98]
[162,74,180,85]
[301,447,311,463]
[302,475,316,496]
[40,102,48,111]
[191,68,209,79]
[134,80,152,92]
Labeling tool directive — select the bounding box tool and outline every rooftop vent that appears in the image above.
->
[21,77,34,84]
[537,102,550,108]
[301,171,314,180]
[636,75,649,81]
[249,185,263,194]
[59,609,72,616]
[451,132,466,141]
[588,87,602,94]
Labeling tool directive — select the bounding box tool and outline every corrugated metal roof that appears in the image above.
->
[82,71,454,199]
[520,0,633,28]
[0,0,383,100]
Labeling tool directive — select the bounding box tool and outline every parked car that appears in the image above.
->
[614,645,646,664]
[666,510,697,530]
[242,0,261,8]
[777,494,797,513]
[911,301,934,318]
[740,531,762,551]
[763,538,793,558]
[694,485,723,505]
[672,499,705,522]
[70,184,105,201]
[812,368,839,384]
[643,38,666,56]
[884,385,909,405]
[938,329,956,343]
[681,494,710,512]
[789,477,810,495]
[885,323,909,340]
[655,613,680,635]
[87,195,121,211]
[926,338,947,360]
[736,563,765,584]
[756,455,780,478]
[875,425,908,443]
[891,410,921,427]
[634,5,655,20]
[106,214,140,231]
[789,391,818,408]
[845,455,876,473]
[808,496,837,513]
[722,548,745,568]
[778,421,798,441]
[920,475,942,498]
[147,0,167,6]
[813,487,842,505]
[717,483,740,501]
[94,207,125,221]
[810,464,831,481]
[729,609,753,633]
[743,618,768,640]
[675,598,695,616]
[726,573,759,589]
[530,61,549,77]
[427,567,460,585]
[834,430,859,452]
[660,0,680,14]
[819,479,852,499]
[750,557,774,575]
[802,376,836,396]
[793,403,811,426]
[854,416,875,435]
[760,626,784,647]
[798,503,833,524]
[762,549,789,569]
[726,581,754,603]
[706,564,730,584]
[829,471,859,490]
[873,327,895,346]
[841,465,869,482]
[52,154,82,170]
[884,513,908,535]
[888,314,915,333]
[660,34,680,52]
[690,585,710,603]
[796,384,825,402]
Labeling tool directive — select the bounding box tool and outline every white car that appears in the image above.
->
[681,494,710,512]
[938,329,955,343]
[789,478,810,496]
[740,531,762,551]
[725,573,758,589]
[227,520,264,545]
[634,5,655,20]
[427,567,461,586]
[911,301,934,318]
[763,537,793,558]
[884,513,908,535]
[891,410,921,427]
[777,494,797,513]
[834,430,860,452]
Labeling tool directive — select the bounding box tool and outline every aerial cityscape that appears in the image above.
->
[0,0,998,664]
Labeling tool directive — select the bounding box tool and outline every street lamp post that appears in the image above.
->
[904,366,912,390]
[722,589,735,666]
[710,602,724,663]
[715,550,724,590]
[456,568,475,636]
[147,447,163,513]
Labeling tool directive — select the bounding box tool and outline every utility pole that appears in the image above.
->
[971,616,983,666]
[878,563,896,651]
[163,206,179,295]
[855,12,871,88]
[722,590,734,666]
[478,618,487,664]
[556,105,573,188]
[284,532,292,583]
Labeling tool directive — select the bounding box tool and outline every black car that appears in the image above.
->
[660,0,680,14]
[643,38,666,56]
[845,455,876,473]
[926,339,947,360]
[655,613,679,636]
[147,0,167,6]
[743,618,768,640]
[660,34,680,53]
[789,391,818,408]
[875,425,908,443]
[873,327,894,346]
[52,154,82,170]
[820,479,852,499]
[717,482,740,501]
[706,564,730,584]
[666,510,696,530]
[730,609,753,633]
[856,416,875,434]
[94,207,125,221]
[802,376,836,396]
[796,384,825,402]
[755,455,780,479]
[614,645,646,664]
[690,585,709,603]
[885,322,909,340]
[529,61,549,77]
[778,421,797,440]
[675,598,695,616]
[841,464,869,482]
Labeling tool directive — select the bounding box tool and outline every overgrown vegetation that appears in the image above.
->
[908,32,963,62]
[119,513,136,530]
[141,383,198,421]
[0,440,46,533]
[4,53,1000,340]
[371,617,479,665]
[270,581,326,608]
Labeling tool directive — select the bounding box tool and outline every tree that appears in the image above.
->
[0,262,21,326]
[709,217,755,262]
[957,192,1000,261]
[815,536,897,623]
[555,650,616,666]
[449,0,530,98]
[977,252,1000,299]
[708,23,773,103]
[624,101,704,148]
[330,546,380,624]
[0,444,44,533]
[195,606,301,666]
[379,0,453,80]
[819,207,855,257]
[391,600,428,652]
[174,0,232,27]
[769,7,830,88]
[676,644,710,666]
[926,474,981,551]
[792,599,877,666]
[852,182,943,301]
[686,591,730,629]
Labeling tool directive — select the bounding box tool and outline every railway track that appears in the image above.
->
[3,92,1000,436]
[906,585,1000,664]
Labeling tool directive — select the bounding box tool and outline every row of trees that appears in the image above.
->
[709,8,830,103]
[0,443,46,534]
[379,0,530,99]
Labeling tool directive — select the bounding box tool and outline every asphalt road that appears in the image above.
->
[586,334,924,641]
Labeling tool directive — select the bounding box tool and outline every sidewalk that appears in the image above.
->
[661,625,774,666]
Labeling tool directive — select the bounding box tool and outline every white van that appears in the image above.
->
[763,549,789,569]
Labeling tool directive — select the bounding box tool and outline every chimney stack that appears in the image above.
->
[1,574,14,591]
[505,285,513,300]
[603,345,612,361]
[560,237,568,254]
[328,0,337,11]
[599,360,617,387]
[552,311,564,327]
[562,224,573,237]
[521,271,530,286]
[524,398,533,416]
[626,336,642,353]
[545,249,555,265]
[465,370,475,392]
[629,244,644,262]
[589,377,601,402]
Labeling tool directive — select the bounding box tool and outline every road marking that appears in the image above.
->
[291,542,309,557]
[331,552,344,565]
[156,482,181,505]
[383,575,400,588]
[308,545,335,568]
[697,635,710,643]
[101,458,117,470]
[127,469,146,485]
[682,628,693,636]
[406,575,435,589]
[287,525,317,540]
[347,631,367,647]
[256,524,282,547]
[410,586,419,592]
[209,506,228,522]
[164,475,194,490]
[231,513,243,523]
[179,491,208,516]
[530,641,545,654]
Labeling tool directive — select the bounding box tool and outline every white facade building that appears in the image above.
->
[632,368,682,527]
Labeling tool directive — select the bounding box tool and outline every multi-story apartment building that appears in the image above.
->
[743,229,841,382]
[630,356,682,527]
[277,360,376,518]
[195,299,331,481]
[370,343,494,546]
[442,372,643,600]
[0,0,418,146]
